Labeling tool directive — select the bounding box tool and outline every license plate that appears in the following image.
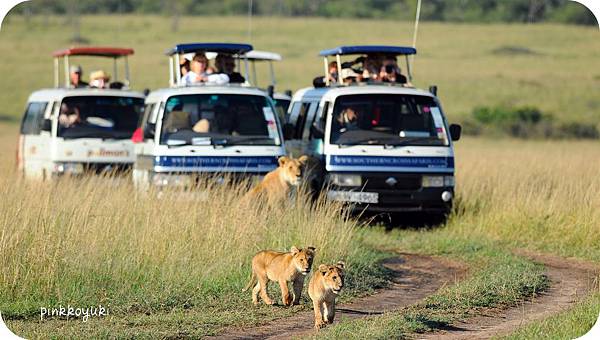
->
[327,190,378,204]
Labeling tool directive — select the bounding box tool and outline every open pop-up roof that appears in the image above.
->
[319,45,416,57]
[52,46,134,89]
[319,45,417,86]
[239,50,283,88]
[166,43,254,87]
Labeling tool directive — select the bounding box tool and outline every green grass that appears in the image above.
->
[1,15,599,127]
[0,163,392,338]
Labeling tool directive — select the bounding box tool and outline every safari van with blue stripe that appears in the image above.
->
[132,43,286,189]
[284,46,461,220]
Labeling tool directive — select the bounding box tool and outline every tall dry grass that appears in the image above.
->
[450,138,600,259]
[0,171,367,318]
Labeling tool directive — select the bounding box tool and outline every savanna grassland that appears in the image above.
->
[1,15,599,125]
[1,13,599,339]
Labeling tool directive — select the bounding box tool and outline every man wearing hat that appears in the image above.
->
[89,70,110,89]
[70,65,88,88]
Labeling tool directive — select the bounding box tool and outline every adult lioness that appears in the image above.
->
[243,246,316,306]
[308,261,345,329]
[245,155,309,202]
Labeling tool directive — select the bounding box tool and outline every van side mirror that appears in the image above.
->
[267,85,275,99]
[41,119,52,132]
[310,124,324,139]
[284,90,292,97]
[283,123,295,140]
[143,88,150,96]
[429,85,438,96]
[449,124,462,141]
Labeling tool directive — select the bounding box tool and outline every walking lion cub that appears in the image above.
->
[308,261,345,329]
[243,246,316,306]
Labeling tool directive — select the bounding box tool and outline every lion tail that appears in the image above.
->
[242,270,257,292]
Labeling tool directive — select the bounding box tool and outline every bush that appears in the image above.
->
[467,105,599,140]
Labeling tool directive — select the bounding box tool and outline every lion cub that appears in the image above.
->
[243,246,316,306]
[245,155,309,202]
[308,261,345,329]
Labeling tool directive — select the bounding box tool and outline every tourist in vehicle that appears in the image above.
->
[89,70,110,89]
[361,56,381,82]
[312,61,339,87]
[335,107,360,132]
[58,103,82,128]
[215,53,245,83]
[69,65,88,88]
[180,56,190,76]
[379,56,408,84]
[340,68,361,85]
[182,53,229,86]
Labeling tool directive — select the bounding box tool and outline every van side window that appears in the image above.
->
[287,102,300,125]
[294,102,311,139]
[309,102,329,140]
[20,102,47,135]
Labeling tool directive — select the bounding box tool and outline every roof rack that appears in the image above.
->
[239,50,282,89]
[319,45,416,57]
[319,45,417,87]
[166,43,254,88]
[52,46,134,89]
[166,43,252,56]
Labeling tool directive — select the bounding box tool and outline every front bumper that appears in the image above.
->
[52,162,133,176]
[146,171,265,189]
[326,172,454,213]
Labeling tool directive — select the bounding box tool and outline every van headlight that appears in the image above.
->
[53,162,84,175]
[328,174,362,187]
[422,175,454,187]
[152,173,193,187]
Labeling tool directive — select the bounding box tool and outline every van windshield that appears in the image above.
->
[329,94,448,146]
[58,96,144,139]
[160,94,281,146]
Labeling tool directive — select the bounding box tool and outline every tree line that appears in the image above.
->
[14,0,598,26]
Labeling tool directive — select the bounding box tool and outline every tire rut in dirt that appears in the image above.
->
[212,254,466,340]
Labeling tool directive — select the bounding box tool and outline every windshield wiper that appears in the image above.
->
[212,136,274,148]
[337,136,437,148]
[337,137,399,148]
[379,137,439,149]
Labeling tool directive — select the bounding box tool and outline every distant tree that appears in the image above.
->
[9,0,598,26]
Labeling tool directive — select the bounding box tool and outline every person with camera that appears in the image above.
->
[379,56,408,85]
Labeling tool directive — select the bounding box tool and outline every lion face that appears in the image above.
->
[318,261,345,294]
[278,155,309,186]
[291,246,316,275]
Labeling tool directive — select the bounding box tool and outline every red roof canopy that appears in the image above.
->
[52,47,134,58]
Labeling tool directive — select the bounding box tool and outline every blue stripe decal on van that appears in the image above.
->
[155,156,278,169]
[329,155,454,168]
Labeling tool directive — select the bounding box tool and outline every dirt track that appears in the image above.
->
[213,254,466,339]
[213,251,598,339]
[418,250,599,340]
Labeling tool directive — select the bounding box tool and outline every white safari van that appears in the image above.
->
[17,47,145,179]
[132,43,286,189]
[284,46,462,219]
